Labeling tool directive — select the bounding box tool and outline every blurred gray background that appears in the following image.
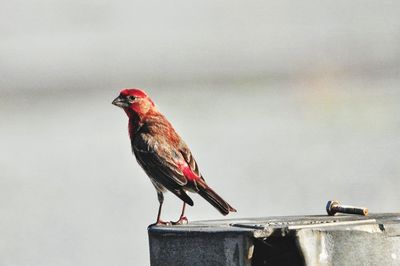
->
[1,1,400,265]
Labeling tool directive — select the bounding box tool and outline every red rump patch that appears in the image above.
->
[120,88,148,98]
[182,165,200,181]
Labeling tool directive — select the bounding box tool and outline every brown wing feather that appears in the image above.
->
[132,133,194,206]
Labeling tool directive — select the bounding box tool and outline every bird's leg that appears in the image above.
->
[172,202,188,225]
[149,192,170,226]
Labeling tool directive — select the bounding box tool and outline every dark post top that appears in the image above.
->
[149,213,400,237]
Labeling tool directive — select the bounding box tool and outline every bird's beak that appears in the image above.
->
[112,96,129,108]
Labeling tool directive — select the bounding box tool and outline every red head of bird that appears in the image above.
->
[112,88,156,119]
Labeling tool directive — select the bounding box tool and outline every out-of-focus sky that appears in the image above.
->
[1,1,400,266]
[2,0,400,93]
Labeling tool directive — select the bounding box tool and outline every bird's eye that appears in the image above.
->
[127,95,136,101]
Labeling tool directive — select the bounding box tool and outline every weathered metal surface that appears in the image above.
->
[148,213,400,265]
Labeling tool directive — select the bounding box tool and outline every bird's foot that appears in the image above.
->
[171,216,188,225]
[148,220,172,228]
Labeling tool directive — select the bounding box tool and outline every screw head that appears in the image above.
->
[326,200,340,216]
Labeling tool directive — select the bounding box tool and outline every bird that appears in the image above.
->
[112,88,236,225]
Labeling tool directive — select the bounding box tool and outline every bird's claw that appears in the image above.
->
[172,216,188,225]
[148,217,188,228]
[148,220,172,228]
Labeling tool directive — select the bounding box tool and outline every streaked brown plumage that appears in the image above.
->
[112,88,236,225]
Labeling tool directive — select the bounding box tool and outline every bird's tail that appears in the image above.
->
[197,180,237,215]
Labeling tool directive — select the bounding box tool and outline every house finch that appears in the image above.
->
[112,88,236,225]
